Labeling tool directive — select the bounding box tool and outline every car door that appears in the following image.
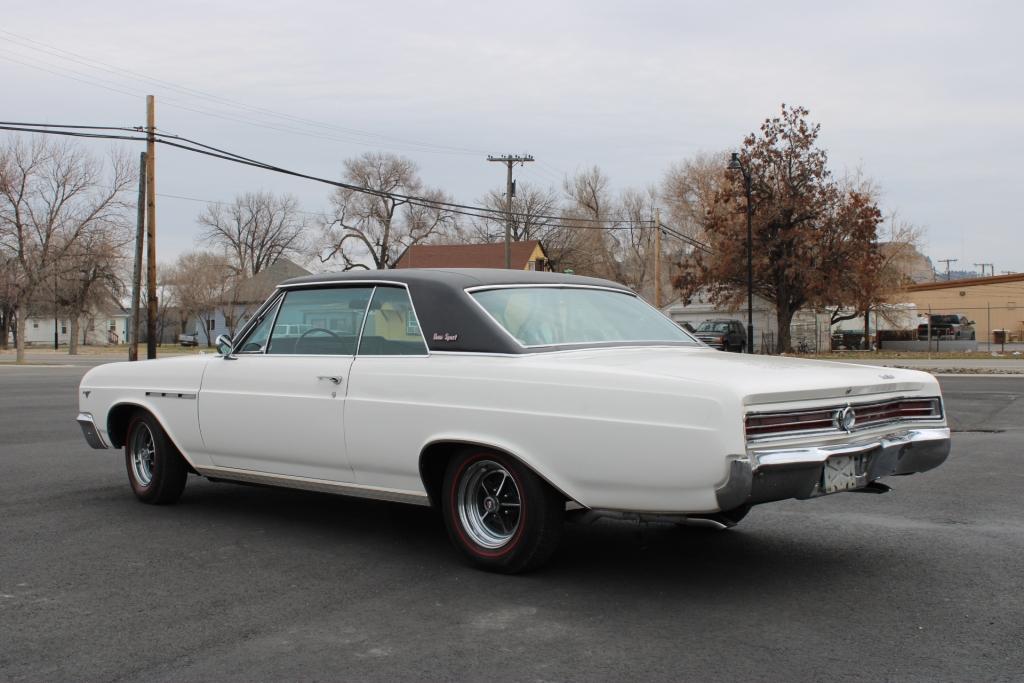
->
[198,286,374,482]
[343,285,432,492]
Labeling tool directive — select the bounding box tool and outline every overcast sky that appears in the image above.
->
[3,1,1021,273]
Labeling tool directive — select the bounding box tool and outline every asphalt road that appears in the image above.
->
[1,368,1022,682]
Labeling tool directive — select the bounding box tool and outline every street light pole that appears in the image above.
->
[729,153,755,354]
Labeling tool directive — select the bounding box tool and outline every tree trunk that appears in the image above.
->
[863,307,871,350]
[0,306,8,350]
[775,306,796,354]
[69,317,79,355]
[15,309,27,363]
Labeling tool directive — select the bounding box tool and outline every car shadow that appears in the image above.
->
[161,477,875,595]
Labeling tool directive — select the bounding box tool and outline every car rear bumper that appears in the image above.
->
[715,427,951,510]
[77,412,109,449]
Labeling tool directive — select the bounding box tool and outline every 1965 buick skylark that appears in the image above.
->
[77,269,950,573]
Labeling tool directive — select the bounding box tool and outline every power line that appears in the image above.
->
[0,29,487,157]
[0,121,714,245]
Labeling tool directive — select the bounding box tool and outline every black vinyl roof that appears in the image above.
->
[277,268,634,354]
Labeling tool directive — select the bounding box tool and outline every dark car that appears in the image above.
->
[917,314,976,341]
[693,319,746,352]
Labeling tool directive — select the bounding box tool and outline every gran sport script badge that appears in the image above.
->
[432,332,459,342]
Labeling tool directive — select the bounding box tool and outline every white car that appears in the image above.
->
[77,270,950,573]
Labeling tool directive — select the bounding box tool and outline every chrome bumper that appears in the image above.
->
[715,427,951,510]
[76,412,108,449]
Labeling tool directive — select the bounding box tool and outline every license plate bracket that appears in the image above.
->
[821,454,865,494]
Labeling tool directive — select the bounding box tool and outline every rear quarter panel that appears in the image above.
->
[344,353,745,513]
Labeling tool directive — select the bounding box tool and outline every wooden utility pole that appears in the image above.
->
[654,208,662,308]
[487,154,534,268]
[129,151,147,361]
[145,96,157,359]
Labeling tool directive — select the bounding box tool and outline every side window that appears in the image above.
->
[235,299,279,353]
[358,287,427,356]
[267,287,373,355]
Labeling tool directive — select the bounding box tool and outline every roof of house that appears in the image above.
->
[230,258,311,303]
[393,240,543,270]
[905,272,1024,293]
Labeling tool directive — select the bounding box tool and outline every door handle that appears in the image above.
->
[317,375,343,385]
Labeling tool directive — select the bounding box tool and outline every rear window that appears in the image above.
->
[470,286,696,348]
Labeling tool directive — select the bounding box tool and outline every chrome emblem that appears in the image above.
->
[835,406,857,432]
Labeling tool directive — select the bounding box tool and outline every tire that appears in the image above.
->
[442,450,563,574]
[124,411,188,505]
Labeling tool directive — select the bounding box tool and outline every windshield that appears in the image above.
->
[697,322,731,333]
[470,286,697,348]
[930,315,961,325]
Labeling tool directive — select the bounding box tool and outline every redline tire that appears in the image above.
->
[442,450,563,574]
[124,411,188,505]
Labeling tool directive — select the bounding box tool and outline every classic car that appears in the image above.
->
[76,269,951,573]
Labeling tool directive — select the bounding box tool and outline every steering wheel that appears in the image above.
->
[295,327,343,353]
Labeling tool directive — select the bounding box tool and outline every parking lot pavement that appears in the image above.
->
[1,369,1022,682]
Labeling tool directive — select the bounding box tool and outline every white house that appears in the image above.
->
[22,308,129,347]
[661,289,831,353]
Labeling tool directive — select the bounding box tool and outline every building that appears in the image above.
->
[661,289,831,353]
[22,308,130,346]
[394,240,550,271]
[901,272,1024,343]
[184,259,310,345]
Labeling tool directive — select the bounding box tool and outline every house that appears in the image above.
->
[901,272,1024,343]
[184,258,311,345]
[22,308,130,346]
[394,240,551,271]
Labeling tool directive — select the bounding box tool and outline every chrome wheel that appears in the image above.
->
[456,459,522,549]
[129,422,156,487]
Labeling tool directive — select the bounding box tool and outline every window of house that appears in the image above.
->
[33,322,39,329]
[207,319,216,331]
[358,287,427,356]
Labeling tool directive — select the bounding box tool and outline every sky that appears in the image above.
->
[2,1,1021,273]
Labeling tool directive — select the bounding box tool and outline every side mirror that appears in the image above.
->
[215,334,234,356]
[968,321,976,326]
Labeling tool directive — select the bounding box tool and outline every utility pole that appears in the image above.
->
[974,263,984,277]
[653,208,662,308]
[938,258,957,280]
[487,154,534,268]
[145,95,158,359]
[983,263,994,276]
[129,151,147,362]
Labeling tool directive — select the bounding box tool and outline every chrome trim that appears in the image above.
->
[194,465,431,506]
[76,412,108,449]
[463,284,697,350]
[714,427,951,509]
[277,278,410,289]
[353,285,376,357]
[145,391,197,400]
[745,396,945,443]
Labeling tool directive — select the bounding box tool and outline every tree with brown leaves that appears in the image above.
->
[674,105,882,353]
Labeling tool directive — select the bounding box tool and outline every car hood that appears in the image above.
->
[526,346,938,405]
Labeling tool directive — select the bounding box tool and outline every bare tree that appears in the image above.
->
[58,227,131,353]
[199,191,307,277]
[316,152,457,270]
[559,166,618,277]
[468,182,561,243]
[606,186,659,295]
[0,136,133,362]
[169,251,236,347]
[661,152,730,243]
